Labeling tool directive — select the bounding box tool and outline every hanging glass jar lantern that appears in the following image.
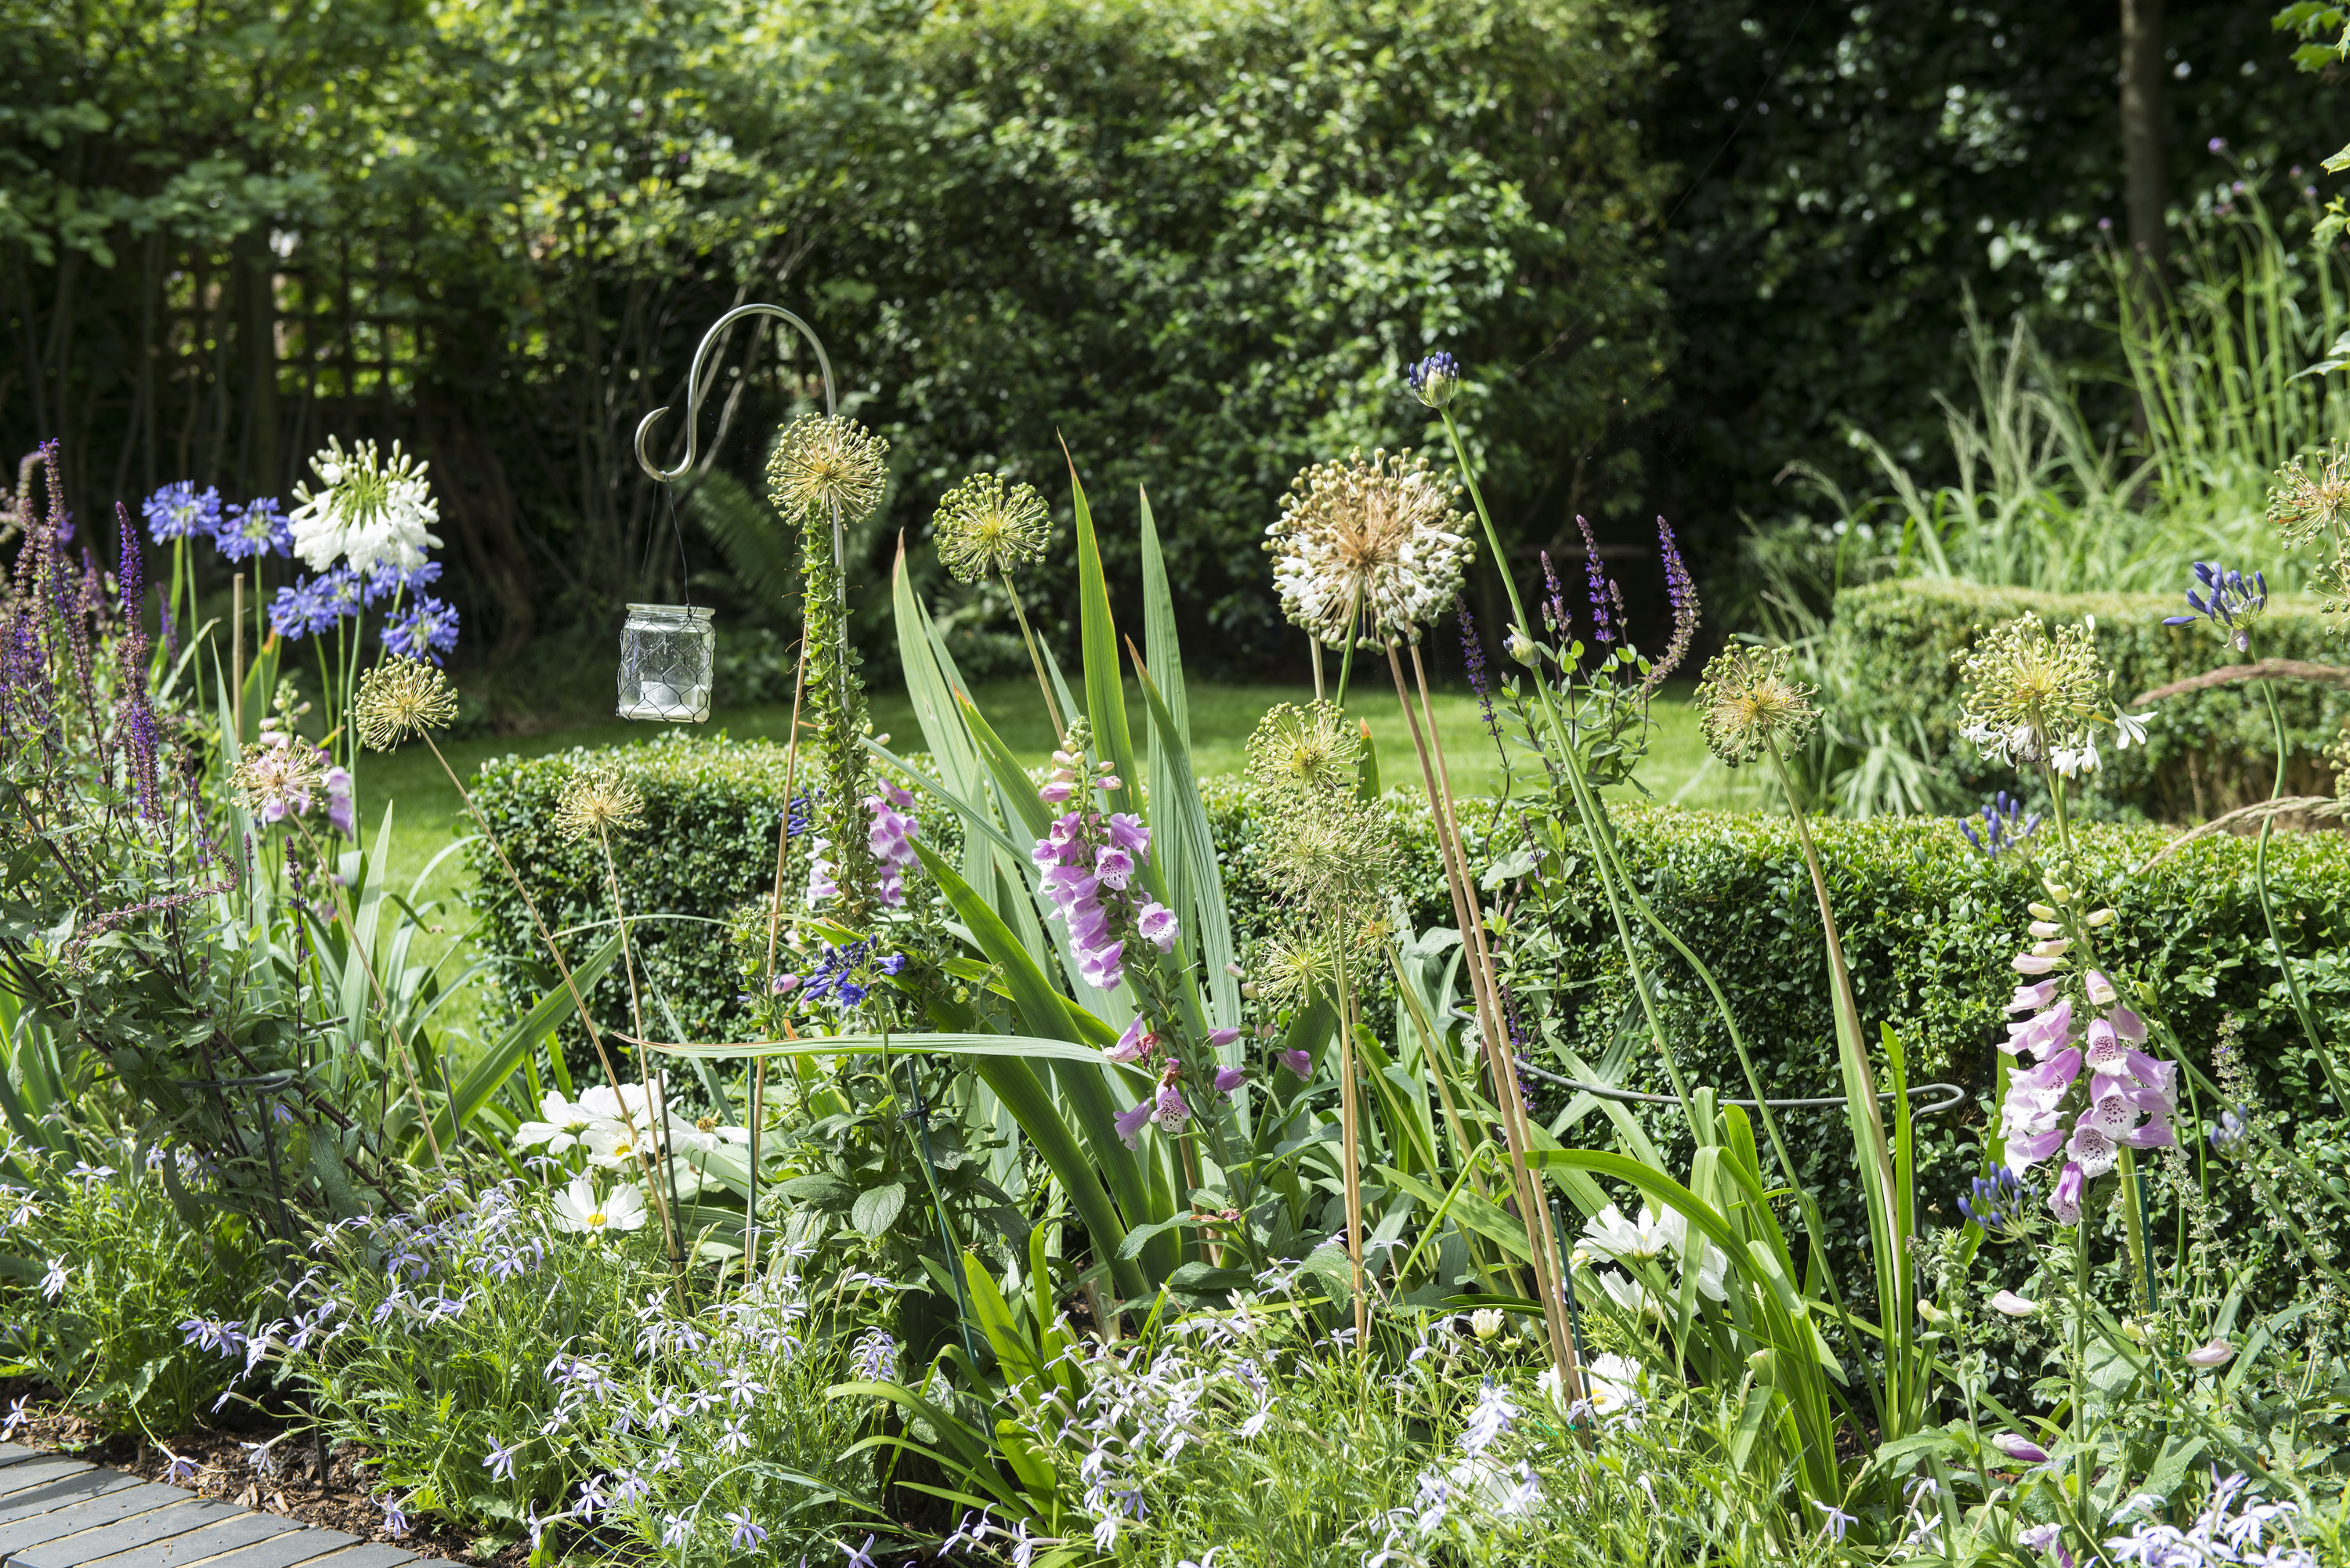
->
[624,302,840,723]
[616,603,716,721]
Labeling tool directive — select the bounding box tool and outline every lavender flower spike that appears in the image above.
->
[1574,515,1615,644]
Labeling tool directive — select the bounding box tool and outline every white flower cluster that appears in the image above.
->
[1265,448,1473,649]
[288,435,443,576]
[1579,1201,1727,1307]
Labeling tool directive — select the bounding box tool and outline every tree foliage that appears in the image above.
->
[0,0,1671,674]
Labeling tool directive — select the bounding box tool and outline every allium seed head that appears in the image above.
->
[1694,644,1819,766]
[352,657,459,751]
[555,766,645,840]
[1952,612,2110,769]
[1264,448,1473,649]
[931,472,1051,585]
[765,414,889,523]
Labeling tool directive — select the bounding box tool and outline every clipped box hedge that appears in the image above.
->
[465,736,2350,1302]
[1824,579,2350,819]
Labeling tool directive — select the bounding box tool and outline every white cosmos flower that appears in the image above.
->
[1580,1203,1676,1262]
[1593,1268,1655,1318]
[1539,1353,1644,1424]
[513,1091,598,1155]
[551,1177,645,1237]
[287,436,443,576]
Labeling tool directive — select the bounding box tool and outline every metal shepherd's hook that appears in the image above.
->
[632,303,848,598]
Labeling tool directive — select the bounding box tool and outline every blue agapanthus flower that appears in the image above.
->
[362,558,443,607]
[1407,351,1460,410]
[382,595,461,664]
[143,482,222,544]
[215,497,291,562]
[2162,561,2267,653]
[1961,791,2039,861]
[268,567,365,640]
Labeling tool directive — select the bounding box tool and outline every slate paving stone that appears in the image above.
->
[8,1497,237,1567]
[0,1482,190,1556]
[0,1474,139,1527]
[0,1461,94,1504]
[0,1449,38,1471]
[76,1509,296,1568]
[191,1524,367,1568]
[303,1548,425,1568]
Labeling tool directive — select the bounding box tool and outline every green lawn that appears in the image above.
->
[358,677,1766,1050]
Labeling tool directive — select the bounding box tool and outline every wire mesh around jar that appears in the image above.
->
[616,604,715,722]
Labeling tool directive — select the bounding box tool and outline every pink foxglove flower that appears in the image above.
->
[1113,1100,1152,1149]
[2185,1338,2234,1368]
[1280,1048,1312,1078]
[1990,1433,2049,1465]
[2047,1162,2084,1226]
[1152,1083,1191,1131]
[1208,1027,1241,1049]
[1137,901,1180,951]
[1987,1289,2037,1317]
[1104,1017,1153,1064]
[2005,980,2060,1013]
[1213,1065,1246,1096]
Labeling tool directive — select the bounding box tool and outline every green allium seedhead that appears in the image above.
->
[765,415,889,524]
[933,472,1051,586]
[1951,612,2109,770]
[1694,644,1818,768]
[775,429,881,926]
[1242,702,1394,923]
[2270,442,2350,618]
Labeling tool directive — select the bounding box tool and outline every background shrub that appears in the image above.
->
[1824,580,2350,818]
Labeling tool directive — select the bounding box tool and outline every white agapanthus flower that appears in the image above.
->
[551,1176,646,1237]
[288,436,443,576]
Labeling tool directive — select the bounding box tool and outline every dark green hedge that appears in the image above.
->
[467,737,2350,1310]
[462,735,804,1076]
[1824,580,2349,819]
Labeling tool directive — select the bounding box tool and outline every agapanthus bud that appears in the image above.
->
[1507,630,1538,666]
[1407,352,1460,410]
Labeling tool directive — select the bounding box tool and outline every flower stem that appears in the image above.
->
[420,732,686,1303]
[999,565,1065,742]
[2254,678,2342,1106]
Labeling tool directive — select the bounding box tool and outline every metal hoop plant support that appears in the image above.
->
[1514,1056,1969,1118]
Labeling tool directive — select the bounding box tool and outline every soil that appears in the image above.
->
[0,1378,532,1566]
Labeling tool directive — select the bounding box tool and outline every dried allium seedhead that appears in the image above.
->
[555,766,645,841]
[1265,448,1473,649]
[352,658,458,751]
[1694,644,1819,766]
[2269,441,2350,548]
[1952,612,2109,769]
[765,414,889,524]
[932,472,1050,585]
